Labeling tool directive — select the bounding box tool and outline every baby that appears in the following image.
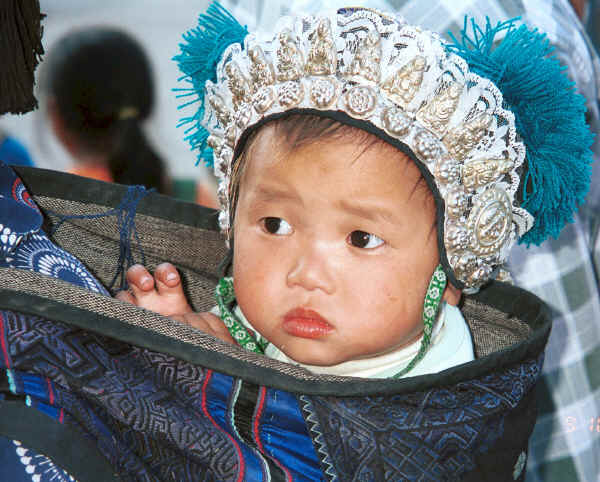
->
[116,3,590,380]
[117,115,473,378]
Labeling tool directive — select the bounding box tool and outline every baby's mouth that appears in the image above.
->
[282,308,333,339]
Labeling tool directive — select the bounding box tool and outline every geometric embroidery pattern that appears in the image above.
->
[2,309,327,480]
[301,356,542,480]
[1,305,544,480]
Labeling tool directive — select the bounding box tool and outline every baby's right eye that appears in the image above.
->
[347,230,385,249]
[261,217,293,235]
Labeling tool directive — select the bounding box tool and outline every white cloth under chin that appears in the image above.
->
[225,302,475,379]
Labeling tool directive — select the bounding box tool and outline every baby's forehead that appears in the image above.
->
[242,120,432,199]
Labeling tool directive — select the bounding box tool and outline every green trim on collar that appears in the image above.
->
[215,277,268,354]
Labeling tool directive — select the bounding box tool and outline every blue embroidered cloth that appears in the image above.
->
[0,162,109,481]
[0,162,107,295]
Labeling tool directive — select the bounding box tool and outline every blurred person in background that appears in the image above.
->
[41,27,171,195]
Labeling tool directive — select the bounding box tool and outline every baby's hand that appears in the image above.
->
[116,263,234,344]
[116,263,193,316]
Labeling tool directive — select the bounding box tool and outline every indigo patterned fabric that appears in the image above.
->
[0,161,41,258]
[0,162,107,295]
[301,357,543,481]
[0,310,323,481]
[0,436,75,482]
[0,304,544,481]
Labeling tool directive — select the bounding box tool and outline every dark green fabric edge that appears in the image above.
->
[0,279,550,398]
[11,165,220,230]
[0,399,120,482]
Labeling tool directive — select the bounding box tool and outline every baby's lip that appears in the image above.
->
[282,307,334,339]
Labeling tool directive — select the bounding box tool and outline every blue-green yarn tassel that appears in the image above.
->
[447,18,594,245]
[173,1,248,167]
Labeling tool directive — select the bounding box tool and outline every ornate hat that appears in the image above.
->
[174,3,593,292]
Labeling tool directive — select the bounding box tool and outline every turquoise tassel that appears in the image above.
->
[447,18,594,245]
[173,1,248,167]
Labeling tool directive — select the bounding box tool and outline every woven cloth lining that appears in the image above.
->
[38,195,227,312]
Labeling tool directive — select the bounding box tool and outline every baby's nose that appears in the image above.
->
[286,242,335,294]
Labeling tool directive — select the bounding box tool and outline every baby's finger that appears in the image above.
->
[126,264,155,296]
[154,262,181,290]
[115,290,137,305]
[153,262,193,314]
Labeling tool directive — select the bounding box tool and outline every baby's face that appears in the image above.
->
[232,126,459,366]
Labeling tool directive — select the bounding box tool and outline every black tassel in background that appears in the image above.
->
[0,0,44,115]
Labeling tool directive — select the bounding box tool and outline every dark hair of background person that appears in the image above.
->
[0,0,44,115]
[43,27,170,194]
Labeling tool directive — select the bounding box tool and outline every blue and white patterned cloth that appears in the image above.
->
[0,161,108,295]
[0,438,76,482]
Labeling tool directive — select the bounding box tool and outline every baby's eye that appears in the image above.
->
[262,217,293,235]
[348,230,385,249]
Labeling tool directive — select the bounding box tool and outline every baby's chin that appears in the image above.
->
[276,342,349,367]
[279,343,383,368]
[278,334,423,368]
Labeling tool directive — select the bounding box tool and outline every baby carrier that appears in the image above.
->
[0,164,549,481]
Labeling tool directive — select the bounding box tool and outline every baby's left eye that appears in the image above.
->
[347,230,385,249]
[261,217,293,235]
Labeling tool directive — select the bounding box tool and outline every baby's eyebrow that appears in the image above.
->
[251,184,302,204]
[336,199,397,224]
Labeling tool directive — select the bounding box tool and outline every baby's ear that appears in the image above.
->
[442,283,462,306]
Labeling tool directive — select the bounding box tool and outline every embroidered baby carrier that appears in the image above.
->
[2,1,592,479]
[0,165,548,481]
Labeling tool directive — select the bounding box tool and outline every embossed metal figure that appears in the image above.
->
[249,45,275,91]
[208,94,232,126]
[418,82,462,134]
[443,114,493,160]
[306,18,337,76]
[276,29,304,81]
[463,156,514,190]
[225,61,252,107]
[383,56,427,107]
[346,31,382,84]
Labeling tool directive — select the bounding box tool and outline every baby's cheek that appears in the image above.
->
[378,283,423,326]
[385,291,400,303]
